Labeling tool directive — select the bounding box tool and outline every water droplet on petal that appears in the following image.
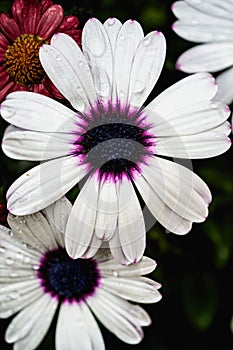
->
[32,265,39,270]
[24,256,30,263]
[16,252,23,260]
[210,102,218,109]
[106,18,115,26]
[5,257,14,265]
[133,80,145,93]
[0,246,6,254]
[9,271,18,278]
[112,270,119,277]
[9,291,20,300]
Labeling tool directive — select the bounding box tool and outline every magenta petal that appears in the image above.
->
[0,81,15,103]
[0,13,20,41]
[0,69,10,88]
[0,33,9,50]
[40,0,54,14]
[36,5,63,39]
[59,16,79,31]
[11,0,41,34]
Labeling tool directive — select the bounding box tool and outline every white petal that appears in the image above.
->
[51,33,97,105]
[147,73,217,117]
[185,0,233,20]
[176,42,233,73]
[117,179,146,263]
[216,67,233,104]
[133,155,214,234]
[99,256,156,277]
[2,125,73,160]
[0,281,42,318]
[42,197,72,248]
[102,276,162,303]
[65,175,99,259]
[172,0,233,21]
[7,211,58,251]
[114,20,144,104]
[7,156,88,215]
[173,15,233,43]
[0,91,77,132]
[87,289,145,344]
[108,229,129,265]
[129,31,166,107]
[149,100,230,136]
[40,44,89,111]
[156,129,231,158]
[140,156,211,224]
[78,301,105,349]
[6,294,57,350]
[56,302,97,350]
[133,169,193,234]
[81,234,102,259]
[82,18,113,101]
[103,18,122,52]
[95,180,118,241]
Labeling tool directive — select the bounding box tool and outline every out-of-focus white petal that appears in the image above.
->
[176,42,233,73]
[216,67,233,104]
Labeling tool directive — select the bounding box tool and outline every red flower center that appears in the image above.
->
[5,34,47,86]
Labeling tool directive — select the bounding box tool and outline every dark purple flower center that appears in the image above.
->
[37,247,100,303]
[73,102,155,180]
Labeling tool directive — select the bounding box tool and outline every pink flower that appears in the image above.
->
[0,0,82,102]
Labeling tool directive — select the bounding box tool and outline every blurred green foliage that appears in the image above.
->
[0,0,233,349]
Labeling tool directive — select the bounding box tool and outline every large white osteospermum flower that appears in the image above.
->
[0,197,161,350]
[172,0,233,104]
[1,18,231,264]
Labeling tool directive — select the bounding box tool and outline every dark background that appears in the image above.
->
[0,0,233,349]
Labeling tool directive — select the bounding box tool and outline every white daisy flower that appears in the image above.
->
[1,18,231,264]
[0,197,161,350]
[172,0,233,104]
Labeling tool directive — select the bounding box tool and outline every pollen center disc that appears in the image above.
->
[5,34,47,86]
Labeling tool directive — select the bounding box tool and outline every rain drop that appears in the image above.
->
[32,265,39,270]
[23,256,30,263]
[5,257,14,265]
[133,80,145,93]
[112,270,119,277]
[9,271,18,278]
[106,18,115,26]
[210,102,218,109]
[0,246,6,254]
